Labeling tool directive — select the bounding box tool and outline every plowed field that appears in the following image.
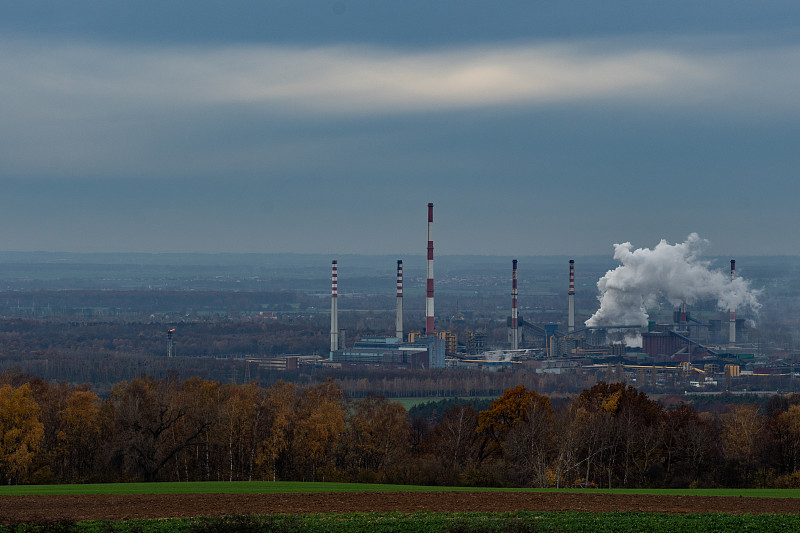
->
[2,491,800,523]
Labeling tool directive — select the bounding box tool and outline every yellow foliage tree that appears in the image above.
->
[346,395,409,481]
[721,403,765,485]
[55,389,102,482]
[476,385,552,462]
[292,381,346,481]
[255,380,298,481]
[0,383,45,484]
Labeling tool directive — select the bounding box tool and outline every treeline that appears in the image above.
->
[0,317,329,358]
[0,313,512,362]
[3,370,800,489]
[0,348,598,400]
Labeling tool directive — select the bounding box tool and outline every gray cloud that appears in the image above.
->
[2,35,799,181]
[1,26,799,256]
[4,37,799,115]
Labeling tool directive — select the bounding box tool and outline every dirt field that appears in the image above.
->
[2,492,800,523]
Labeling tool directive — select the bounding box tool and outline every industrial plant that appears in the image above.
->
[246,202,773,394]
[328,204,446,369]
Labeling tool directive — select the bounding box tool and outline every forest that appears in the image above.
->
[2,369,800,490]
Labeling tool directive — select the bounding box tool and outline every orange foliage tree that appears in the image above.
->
[0,383,44,484]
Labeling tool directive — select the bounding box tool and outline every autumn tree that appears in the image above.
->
[476,386,552,461]
[472,386,553,486]
[103,375,212,482]
[218,382,268,481]
[504,393,555,487]
[773,404,800,475]
[345,395,410,482]
[567,382,664,488]
[551,406,583,488]
[54,389,102,483]
[426,404,481,484]
[24,378,70,484]
[720,403,767,486]
[663,403,714,487]
[255,380,298,481]
[0,383,44,484]
[290,380,346,481]
[173,376,223,481]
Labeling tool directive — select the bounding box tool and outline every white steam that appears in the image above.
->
[586,233,760,328]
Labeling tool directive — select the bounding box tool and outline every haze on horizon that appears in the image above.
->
[1,1,798,257]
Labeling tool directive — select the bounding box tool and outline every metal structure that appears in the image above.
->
[330,260,338,358]
[730,259,736,344]
[426,203,435,335]
[167,328,175,358]
[568,259,575,333]
[396,259,403,339]
[511,259,519,350]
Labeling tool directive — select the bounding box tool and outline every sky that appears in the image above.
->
[1,1,799,257]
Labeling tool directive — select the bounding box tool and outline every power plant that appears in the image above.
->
[328,203,445,369]
[316,205,769,389]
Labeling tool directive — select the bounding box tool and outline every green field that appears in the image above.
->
[2,481,800,498]
[390,397,438,409]
[1,511,799,533]
[3,483,800,532]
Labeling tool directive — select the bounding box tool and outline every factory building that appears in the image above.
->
[331,336,444,369]
[328,202,446,370]
[330,328,446,369]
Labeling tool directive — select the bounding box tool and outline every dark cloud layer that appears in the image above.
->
[1,1,798,255]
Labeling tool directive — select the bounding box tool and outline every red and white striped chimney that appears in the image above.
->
[330,260,338,357]
[568,259,575,333]
[426,203,435,336]
[511,259,519,350]
[729,259,736,344]
[396,259,403,340]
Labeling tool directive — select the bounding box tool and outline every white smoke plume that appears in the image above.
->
[586,233,760,328]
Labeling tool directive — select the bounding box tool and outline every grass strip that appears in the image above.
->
[1,511,799,533]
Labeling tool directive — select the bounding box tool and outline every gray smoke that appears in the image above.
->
[586,233,760,328]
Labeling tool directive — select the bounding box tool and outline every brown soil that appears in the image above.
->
[1,491,799,523]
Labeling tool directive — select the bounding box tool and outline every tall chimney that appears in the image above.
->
[511,259,519,350]
[568,259,575,333]
[396,260,403,340]
[426,203,435,335]
[330,260,338,358]
[729,259,736,344]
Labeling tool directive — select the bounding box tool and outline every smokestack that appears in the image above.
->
[330,260,338,358]
[729,259,736,344]
[511,259,519,350]
[568,259,575,333]
[396,260,403,339]
[167,328,175,358]
[426,203,435,335]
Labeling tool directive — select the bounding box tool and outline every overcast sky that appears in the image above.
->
[1,1,799,256]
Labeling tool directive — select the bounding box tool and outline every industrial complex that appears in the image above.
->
[235,203,785,393]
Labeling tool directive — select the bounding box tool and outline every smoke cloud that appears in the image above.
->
[586,233,760,327]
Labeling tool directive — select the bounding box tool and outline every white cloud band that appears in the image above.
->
[2,36,798,115]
